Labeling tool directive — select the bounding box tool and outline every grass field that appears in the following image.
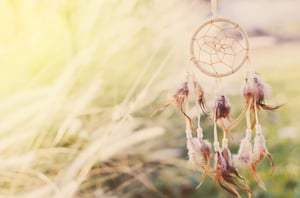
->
[0,1,299,198]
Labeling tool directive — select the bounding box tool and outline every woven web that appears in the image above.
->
[191,19,249,77]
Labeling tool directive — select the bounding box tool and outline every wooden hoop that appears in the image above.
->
[190,18,249,78]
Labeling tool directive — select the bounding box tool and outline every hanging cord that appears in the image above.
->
[186,57,194,76]
[222,130,228,148]
[185,102,193,139]
[214,77,224,95]
[213,95,221,151]
[245,100,252,139]
[253,100,262,135]
[211,0,218,18]
[190,73,204,139]
[213,115,220,151]
[214,77,228,149]
[245,56,253,76]
[254,101,260,126]
[185,107,192,139]
[196,111,203,139]
[213,78,220,151]
[185,74,193,139]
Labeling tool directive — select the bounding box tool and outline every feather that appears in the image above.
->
[215,95,231,120]
[193,81,208,114]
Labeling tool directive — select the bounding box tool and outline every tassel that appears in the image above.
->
[252,75,282,111]
[214,150,251,198]
[233,133,253,168]
[251,125,274,190]
[187,137,212,189]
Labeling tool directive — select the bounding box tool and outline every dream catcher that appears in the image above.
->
[154,0,282,197]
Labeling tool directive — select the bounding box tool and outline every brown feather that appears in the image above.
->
[193,81,208,114]
[250,163,266,190]
[258,102,283,111]
[215,95,231,120]
[195,140,212,189]
[151,103,170,117]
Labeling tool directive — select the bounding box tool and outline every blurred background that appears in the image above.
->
[0,0,299,197]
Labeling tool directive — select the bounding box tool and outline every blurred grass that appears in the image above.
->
[0,0,299,198]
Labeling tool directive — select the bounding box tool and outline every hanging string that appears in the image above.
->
[253,97,260,124]
[222,130,228,148]
[245,101,252,139]
[194,76,204,139]
[185,103,192,139]
[253,100,262,136]
[213,119,220,151]
[211,0,218,18]
[244,56,252,76]
[196,104,203,139]
[212,76,220,151]
[186,57,194,76]
[214,76,229,149]
[213,101,220,151]
[215,77,224,95]
[184,75,193,139]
